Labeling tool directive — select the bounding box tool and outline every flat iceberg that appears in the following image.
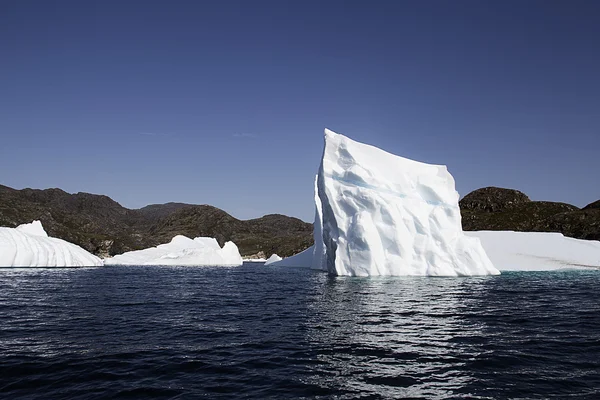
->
[466,231,600,271]
[273,129,499,276]
[0,221,102,267]
[104,235,243,266]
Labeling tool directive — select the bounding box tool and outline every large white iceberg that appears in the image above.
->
[466,231,600,271]
[104,235,243,266]
[273,129,499,276]
[0,221,103,267]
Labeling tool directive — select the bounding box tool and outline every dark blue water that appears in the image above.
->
[0,264,599,399]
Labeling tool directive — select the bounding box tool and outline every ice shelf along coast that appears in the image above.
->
[467,231,600,271]
[0,221,103,267]
[271,129,500,276]
[104,235,243,266]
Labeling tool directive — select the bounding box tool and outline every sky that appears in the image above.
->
[1,0,599,222]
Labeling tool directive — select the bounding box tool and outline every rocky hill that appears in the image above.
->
[147,206,313,257]
[0,184,145,256]
[460,187,600,241]
[583,200,600,210]
[0,185,312,258]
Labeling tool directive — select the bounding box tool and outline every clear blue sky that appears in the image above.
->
[1,0,598,222]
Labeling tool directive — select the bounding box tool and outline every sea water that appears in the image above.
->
[0,264,598,399]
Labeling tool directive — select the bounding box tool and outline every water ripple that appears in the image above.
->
[0,266,599,399]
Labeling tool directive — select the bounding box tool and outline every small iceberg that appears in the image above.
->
[104,235,243,266]
[0,221,102,267]
[264,254,282,265]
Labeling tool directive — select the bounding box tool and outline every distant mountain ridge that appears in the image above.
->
[0,185,598,259]
[0,185,312,258]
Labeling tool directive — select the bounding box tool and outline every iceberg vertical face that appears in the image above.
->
[220,241,244,266]
[0,221,103,267]
[311,175,326,270]
[312,129,499,276]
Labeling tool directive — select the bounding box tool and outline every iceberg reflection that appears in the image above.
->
[302,275,494,398]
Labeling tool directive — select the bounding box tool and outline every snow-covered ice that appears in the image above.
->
[104,235,243,266]
[15,220,47,237]
[264,254,282,265]
[466,231,600,271]
[270,246,314,269]
[273,129,499,276]
[0,221,102,267]
[274,231,600,272]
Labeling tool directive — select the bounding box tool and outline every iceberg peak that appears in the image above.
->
[264,254,283,265]
[16,220,48,237]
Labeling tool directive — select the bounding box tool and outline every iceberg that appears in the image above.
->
[0,221,102,267]
[104,235,243,266]
[466,231,600,271]
[264,254,282,265]
[272,129,499,276]
[270,246,314,269]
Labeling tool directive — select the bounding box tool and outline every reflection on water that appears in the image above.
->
[302,276,493,398]
[0,266,598,399]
